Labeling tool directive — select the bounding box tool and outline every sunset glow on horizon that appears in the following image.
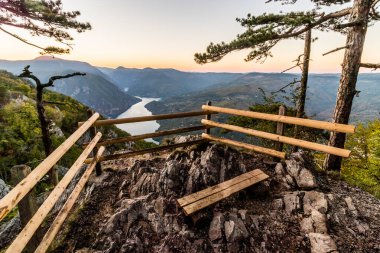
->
[0,0,379,73]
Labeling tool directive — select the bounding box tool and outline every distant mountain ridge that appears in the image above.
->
[104,66,243,97]
[146,72,380,134]
[0,58,140,117]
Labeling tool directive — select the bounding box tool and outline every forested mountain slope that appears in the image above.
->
[0,58,140,117]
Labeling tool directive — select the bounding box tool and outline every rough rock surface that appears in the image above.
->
[39,145,380,253]
[0,216,21,249]
[0,178,9,199]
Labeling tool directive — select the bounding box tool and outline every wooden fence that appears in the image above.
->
[200,104,355,158]
[0,109,215,253]
[0,102,355,253]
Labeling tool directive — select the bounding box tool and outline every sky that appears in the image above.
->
[0,0,379,73]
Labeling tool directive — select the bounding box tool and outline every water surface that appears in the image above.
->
[116,97,161,143]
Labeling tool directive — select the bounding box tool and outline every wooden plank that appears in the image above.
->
[35,146,105,253]
[275,105,286,152]
[202,133,286,159]
[5,132,102,253]
[78,110,217,127]
[205,101,212,134]
[10,165,40,252]
[84,139,208,163]
[0,113,100,222]
[183,172,269,215]
[202,105,355,134]
[202,120,351,157]
[84,125,212,147]
[177,169,263,207]
[87,110,102,176]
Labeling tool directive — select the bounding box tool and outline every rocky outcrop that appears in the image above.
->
[0,178,9,199]
[45,145,380,253]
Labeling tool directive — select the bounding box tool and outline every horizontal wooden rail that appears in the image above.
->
[202,105,355,134]
[0,113,100,222]
[78,110,217,127]
[202,133,286,159]
[202,119,351,157]
[35,146,105,253]
[5,132,102,253]
[84,125,212,147]
[85,139,208,163]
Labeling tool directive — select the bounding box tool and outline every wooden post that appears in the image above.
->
[205,101,212,134]
[10,165,40,253]
[275,105,286,152]
[87,110,102,176]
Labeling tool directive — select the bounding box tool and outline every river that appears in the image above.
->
[116,97,161,143]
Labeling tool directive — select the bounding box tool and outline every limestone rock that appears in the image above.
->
[309,233,338,253]
[0,216,21,249]
[283,192,301,214]
[209,212,225,241]
[285,152,317,189]
[344,197,358,216]
[0,178,9,199]
[300,210,328,234]
[303,191,328,215]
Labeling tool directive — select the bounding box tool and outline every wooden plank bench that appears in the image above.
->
[177,169,269,215]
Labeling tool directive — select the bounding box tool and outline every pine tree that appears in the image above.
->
[194,0,380,171]
[0,0,91,54]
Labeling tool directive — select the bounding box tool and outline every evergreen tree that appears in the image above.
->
[194,0,380,171]
[0,0,91,54]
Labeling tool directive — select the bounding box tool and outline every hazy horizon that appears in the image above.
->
[0,1,379,73]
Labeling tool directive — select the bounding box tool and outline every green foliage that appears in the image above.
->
[342,120,380,198]
[194,1,352,64]
[0,71,155,184]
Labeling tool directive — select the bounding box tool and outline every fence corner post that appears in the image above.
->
[205,101,212,134]
[10,165,40,252]
[87,110,102,176]
[275,105,286,152]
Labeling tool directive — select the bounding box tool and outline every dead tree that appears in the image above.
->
[292,29,312,152]
[19,65,85,185]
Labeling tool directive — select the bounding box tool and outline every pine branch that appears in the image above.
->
[195,7,352,64]
[322,45,348,56]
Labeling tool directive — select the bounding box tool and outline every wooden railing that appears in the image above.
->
[0,113,104,253]
[80,110,216,163]
[200,104,355,159]
[0,108,215,253]
[0,102,355,253]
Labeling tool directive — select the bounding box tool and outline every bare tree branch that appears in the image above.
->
[43,100,66,105]
[282,54,304,73]
[335,19,365,29]
[0,26,49,53]
[322,45,348,56]
[271,78,301,94]
[44,73,86,87]
[18,66,86,88]
[360,63,380,70]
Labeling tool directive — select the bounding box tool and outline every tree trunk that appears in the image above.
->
[292,29,311,152]
[323,0,371,171]
[36,86,52,156]
[36,86,58,185]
